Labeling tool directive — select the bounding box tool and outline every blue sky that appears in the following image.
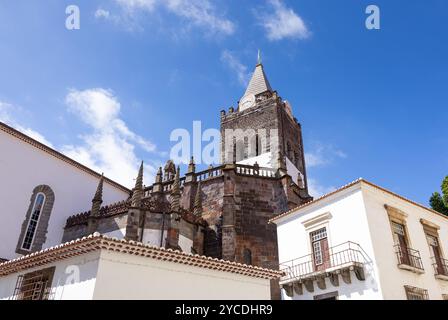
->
[0,0,447,206]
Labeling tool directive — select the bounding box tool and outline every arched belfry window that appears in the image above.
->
[243,248,252,265]
[255,134,260,156]
[16,185,55,255]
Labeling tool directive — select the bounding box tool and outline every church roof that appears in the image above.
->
[243,63,272,97]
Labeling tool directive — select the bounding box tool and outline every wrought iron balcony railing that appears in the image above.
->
[394,245,424,271]
[279,241,368,284]
[432,256,448,277]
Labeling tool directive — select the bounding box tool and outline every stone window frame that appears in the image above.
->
[302,212,333,257]
[384,205,413,247]
[16,185,55,255]
[420,219,444,256]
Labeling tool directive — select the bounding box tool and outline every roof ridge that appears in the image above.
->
[269,177,448,223]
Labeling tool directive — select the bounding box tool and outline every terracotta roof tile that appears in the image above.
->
[0,233,283,279]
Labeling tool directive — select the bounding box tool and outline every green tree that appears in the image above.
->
[430,176,448,216]
[442,176,448,207]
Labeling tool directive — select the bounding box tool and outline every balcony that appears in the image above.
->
[432,257,448,281]
[279,242,368,296]
[394,245,424,274]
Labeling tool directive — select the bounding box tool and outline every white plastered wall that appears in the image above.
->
[0,130,129,260]
[0,251,100,300]
[275,185,383,300]
[362,184,448,300]
[92,250,271,300]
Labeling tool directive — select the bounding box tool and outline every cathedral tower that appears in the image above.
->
[220,59,309,192]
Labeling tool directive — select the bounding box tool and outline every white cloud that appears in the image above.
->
[100,0,235,35]
[305,143,346,197]
[165,0,235,35]
[305,143,347,168]
[258,0,310,41]
[116,0,157,12]
[19,127,54,147]
[95,9,111,19]
[220,50,251,87]
[62,88,159,187]
[307,178,336,198]
[0,101,54,147]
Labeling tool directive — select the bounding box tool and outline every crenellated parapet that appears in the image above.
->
[65,199,131,228]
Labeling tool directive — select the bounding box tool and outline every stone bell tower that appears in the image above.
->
[220,56,309,192]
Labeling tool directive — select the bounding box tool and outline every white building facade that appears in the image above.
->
[0,122,130,261]
[0,234,280,300]
[271,179,448,300]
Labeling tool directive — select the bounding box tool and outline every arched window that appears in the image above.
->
[232,137,237,163]
[243,136,249,159]
[287,142,292,160]
[16,185,55,254]
[255,134,260,156]
[243,248,252,265]
[295,151,300,168]
[21,193,45,250]
[235,139,245,162]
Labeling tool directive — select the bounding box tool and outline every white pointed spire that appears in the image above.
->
[243,54,272,97]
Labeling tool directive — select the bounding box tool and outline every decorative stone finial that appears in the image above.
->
[277,151,287,174]
[91,173,104,217]
[131,161,144,207]
[170,166,181,215]
[155,167,163,183]
[187,156,196,174]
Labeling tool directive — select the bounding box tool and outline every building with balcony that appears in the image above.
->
[270,178,448,300]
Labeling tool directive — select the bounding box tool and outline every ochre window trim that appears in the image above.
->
[385,204,412,246]
[384,204,408,224]
[420,218,440,235]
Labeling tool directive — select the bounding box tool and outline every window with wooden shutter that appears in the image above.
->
[310,228,329,271]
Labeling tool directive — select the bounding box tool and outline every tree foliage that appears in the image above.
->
[430,176,448,216]
[442,176,448,207]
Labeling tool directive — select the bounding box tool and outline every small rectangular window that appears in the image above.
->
[392,222,406,237]
[12,267,55,300]
[310,228,329,270]
[404,285,429,300]
[310,228,327,242]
